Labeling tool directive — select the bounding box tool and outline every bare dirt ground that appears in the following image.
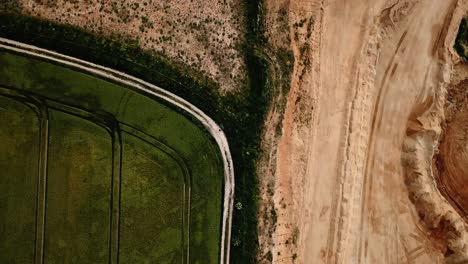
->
[258,0,468,263]
[18,0,246,93]
[435,76,468,222]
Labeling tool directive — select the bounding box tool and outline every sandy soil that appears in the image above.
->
[17,0,246,93]
[258,0,468,263]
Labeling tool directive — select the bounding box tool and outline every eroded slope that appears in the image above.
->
[258,0,468,263]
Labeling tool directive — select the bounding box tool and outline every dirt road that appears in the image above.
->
[261,0,468,263]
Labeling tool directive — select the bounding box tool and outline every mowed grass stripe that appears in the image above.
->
[120,123,191,262]
[44,110,113,263]
[120,131,186,263]
[0,95,40,263]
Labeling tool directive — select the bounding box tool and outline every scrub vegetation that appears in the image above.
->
[454,16,468,61]
[17,0,247,93]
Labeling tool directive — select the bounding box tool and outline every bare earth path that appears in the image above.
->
[261,0,468,263]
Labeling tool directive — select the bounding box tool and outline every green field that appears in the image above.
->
[0,50,224,263]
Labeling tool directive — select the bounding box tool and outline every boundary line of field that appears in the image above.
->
[0,37,234,264]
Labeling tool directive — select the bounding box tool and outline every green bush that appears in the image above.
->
[454,17,468,61]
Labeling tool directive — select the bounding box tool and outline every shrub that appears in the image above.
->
[454,16,468,61]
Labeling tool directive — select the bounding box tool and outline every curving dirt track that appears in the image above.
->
[260,0,468,263]
[0,38,235,264]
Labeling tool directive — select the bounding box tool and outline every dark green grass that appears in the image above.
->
[120,132,185,263]
[455,16,468,61]
[0,50,223,263]
[45,110,112,263]
[0,95,40,264]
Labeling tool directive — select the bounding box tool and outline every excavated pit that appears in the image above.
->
[401,12,468,262]
[435,79,468,223]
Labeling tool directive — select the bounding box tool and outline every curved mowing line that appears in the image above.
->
[0,38,234,264]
